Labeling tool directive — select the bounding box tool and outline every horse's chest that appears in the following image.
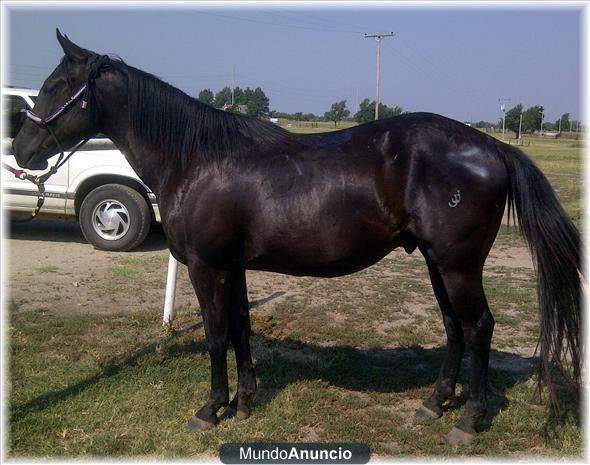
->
[159,191,243,266]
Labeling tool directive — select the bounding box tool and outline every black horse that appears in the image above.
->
[13,30,581,446]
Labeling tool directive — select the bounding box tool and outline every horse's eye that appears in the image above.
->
[43,80,61,95]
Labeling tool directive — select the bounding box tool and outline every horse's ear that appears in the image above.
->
[56,28,89,61]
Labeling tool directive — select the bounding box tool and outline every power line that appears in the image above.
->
[235,71,336,98]
[198,11,362,35]
[393,39,481,97]
[381,41,476,100]
[364,32,394,120]
[266,10,365,33]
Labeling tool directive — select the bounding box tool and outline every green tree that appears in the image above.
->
[233,86,245,105]
[556,113,570,133]
[522,105,544,134]
[246,87,270,117]
[214,87,232,108]
[197,88,215,106]
[354,98,403,123]
[474,121,495,129]
[504,104,523,138]
[324,100,350,127]
[378,103,404,119]
[354,98,375,123]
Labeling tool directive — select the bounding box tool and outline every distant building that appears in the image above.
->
[269,118,279,124]
[222,103,248,114]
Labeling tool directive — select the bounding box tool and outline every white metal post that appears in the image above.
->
[163,252,179,326]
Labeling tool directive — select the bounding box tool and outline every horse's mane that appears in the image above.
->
[104,58,292,169]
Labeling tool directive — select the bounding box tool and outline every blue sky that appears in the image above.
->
[3,3,584,123]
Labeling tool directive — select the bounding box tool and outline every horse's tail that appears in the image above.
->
[495,143,582,408]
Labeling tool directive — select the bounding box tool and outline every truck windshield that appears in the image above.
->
[2,95,28,139]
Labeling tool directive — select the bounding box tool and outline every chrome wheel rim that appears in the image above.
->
[91,199,130,241]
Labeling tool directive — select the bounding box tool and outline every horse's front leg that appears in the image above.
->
[186,260,236,431]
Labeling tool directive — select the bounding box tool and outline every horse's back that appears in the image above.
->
[166,112,508,274]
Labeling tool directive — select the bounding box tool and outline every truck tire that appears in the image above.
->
[79,184,151,252]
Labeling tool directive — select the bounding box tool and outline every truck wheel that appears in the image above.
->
[79,184,151,252]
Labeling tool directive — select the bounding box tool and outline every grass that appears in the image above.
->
[7,125,584,458]
[7,232,582,458]
[34,265,58,274]
[516,137,584,230]
[7,277,581,457]
[282,119,357,134]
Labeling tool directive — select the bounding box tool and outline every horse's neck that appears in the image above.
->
[115,137,167,193]
[98,100,173,197]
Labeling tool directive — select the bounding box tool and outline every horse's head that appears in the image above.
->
[13,29,103,170]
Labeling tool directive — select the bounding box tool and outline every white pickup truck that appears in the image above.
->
[2,87,161,251]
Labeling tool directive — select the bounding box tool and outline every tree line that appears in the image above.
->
[322,98,405,127]
[196,87,580,133]
[197,87,270,118]
[503,104,580,137]
[196,86,405,126]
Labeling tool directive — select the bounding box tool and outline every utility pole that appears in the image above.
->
[498,98,510,139]
[364,32,394,120]
[518,111,523,144]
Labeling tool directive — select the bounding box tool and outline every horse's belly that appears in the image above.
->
[244,219,408,277]
[246,245,397,277]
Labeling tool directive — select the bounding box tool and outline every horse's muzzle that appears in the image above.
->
[26,153,50,171]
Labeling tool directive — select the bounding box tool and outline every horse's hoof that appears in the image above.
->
[187,415,217,432]
[235,406,250,420]
[222,405,250,421]
[443,427,474,446]
[414,406,442,425]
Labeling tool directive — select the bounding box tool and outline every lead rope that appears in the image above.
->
[3,137,90,222]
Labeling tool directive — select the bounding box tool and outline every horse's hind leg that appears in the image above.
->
[423,259,495,446]
[444,270,494,446]
[415,253,466,424]
[223,270,257,420]
[186,260,236,431]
